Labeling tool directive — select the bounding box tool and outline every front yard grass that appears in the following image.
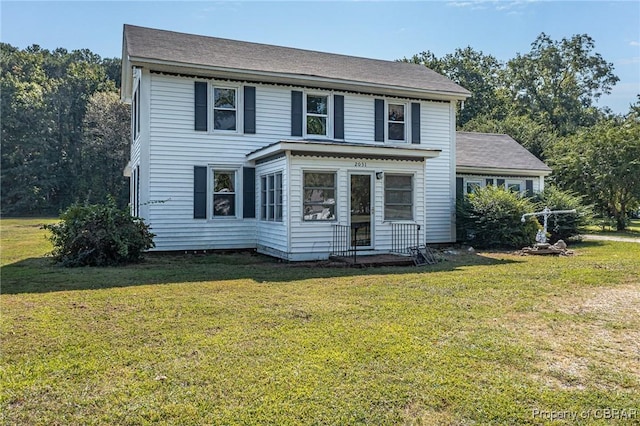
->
[584,218,640,237]
[1,218,639,424]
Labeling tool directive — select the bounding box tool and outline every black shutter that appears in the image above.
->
[497,178,505,188]
[456,177,464,199]
[135,166,140,217]
[244,86,256,134]
[486,178,494,186]
[525,179,534,196]
[291,91,303,137]
[243,167,256,218]
[194,166,207,219]
[411,102,420,144]
[374,99,384,142]
[334,94,344,140]
[194,82,208,131]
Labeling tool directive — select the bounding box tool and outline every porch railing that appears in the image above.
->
[331,224,352,258]
[331,223,370,263]
[391,223,421,255]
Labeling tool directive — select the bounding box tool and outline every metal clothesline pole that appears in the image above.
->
[520,207,577,245]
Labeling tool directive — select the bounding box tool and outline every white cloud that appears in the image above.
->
[630,41,640,47]
[447,0,536,11]
[617,57,640,65]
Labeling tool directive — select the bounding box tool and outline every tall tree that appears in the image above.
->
[505,33,619,136]
[1,43,121,215]
[548,115,640,230]
[403,47,505,127]
[81,91,130,206]
[462,113,556,160]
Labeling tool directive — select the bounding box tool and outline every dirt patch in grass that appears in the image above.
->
[510,283,640,391]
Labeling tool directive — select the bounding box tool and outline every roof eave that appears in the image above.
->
[456,165,552,177]
[121,33,133,103]
[128,56,471,101]
[248,141,442,162]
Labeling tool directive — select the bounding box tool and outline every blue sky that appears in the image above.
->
[2,1,639,114]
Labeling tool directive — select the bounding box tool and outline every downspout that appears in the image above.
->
[286,150,292,261]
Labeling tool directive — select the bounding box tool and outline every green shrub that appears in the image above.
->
[457,186,539,249]
[44,198,155,267]
[532,186,592,243]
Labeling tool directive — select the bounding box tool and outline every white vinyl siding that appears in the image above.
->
[141,72,455,253]
[288,155,425,261]
[256,157,288,257]
[424,101,455,243]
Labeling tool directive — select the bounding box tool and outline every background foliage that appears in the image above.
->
[2,32,639,228]
[405,33,638,229]
[1,43,128,216]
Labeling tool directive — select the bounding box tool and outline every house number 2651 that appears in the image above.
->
[354,161,367,167]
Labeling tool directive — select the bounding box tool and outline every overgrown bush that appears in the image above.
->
[44,198,155,267]
[532,186,592,243]
[457,186,539,249]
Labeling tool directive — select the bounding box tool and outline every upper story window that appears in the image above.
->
[213,87,237,131]
[132,80,141,141]
[375,99,419,144]
[387,103,406,142]
[305,94,330,137]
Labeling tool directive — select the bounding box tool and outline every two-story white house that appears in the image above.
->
[121,25,471,261]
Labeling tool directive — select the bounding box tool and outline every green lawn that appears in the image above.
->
[584,218,640,237]
[1,218,639,425]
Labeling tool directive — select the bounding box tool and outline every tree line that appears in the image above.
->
[404,33,639,230]
[1,43,129,216]
[2,33,639,228]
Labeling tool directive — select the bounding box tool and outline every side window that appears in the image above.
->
[213,87,237,131]
[303,172,336,221]
[507,180,523,194]
[132,80,140,140]
[465,180,482,194]
[261,172,283,222]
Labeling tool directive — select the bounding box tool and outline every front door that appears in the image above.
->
[350,173,373,248]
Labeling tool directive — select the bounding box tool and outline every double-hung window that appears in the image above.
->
[387,103,406,142]
[261,172,283,221]
[303,172,336,221]
[212,169,236,217]
[384,174,413,220]
[213,87,237,131]
[305,94,329,137]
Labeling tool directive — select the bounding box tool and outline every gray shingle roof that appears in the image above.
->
[456,132,552,172]
[123,25,470,99]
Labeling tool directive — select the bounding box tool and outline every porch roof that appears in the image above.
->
[246,140,441,163]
